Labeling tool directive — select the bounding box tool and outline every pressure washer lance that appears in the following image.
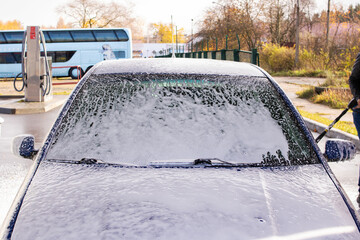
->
[315,98,358,143]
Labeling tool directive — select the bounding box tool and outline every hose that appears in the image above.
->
[15,29,52,96]
[39,30,51,96]
[14,31,28,93]
[13,72,26,92]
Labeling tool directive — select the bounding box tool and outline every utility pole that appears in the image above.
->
[176,26,178,54]
[295,0,300,67]
[191,19,193,53]
[325,0,330,52]
[171,15,175,58]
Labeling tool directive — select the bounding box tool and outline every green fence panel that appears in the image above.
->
[251,49,258,65]
[212,51,217,59]
[220,50,226,60]
[153,46,259,66]
[239,51,251,63]
[216,51,222,60]
[234,50,240,62]
[226,50,234,61]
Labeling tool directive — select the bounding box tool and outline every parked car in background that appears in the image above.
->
[1,58,360,239]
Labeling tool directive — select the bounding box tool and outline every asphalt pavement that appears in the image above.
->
[0,105,62,226]
[274,77,354,122]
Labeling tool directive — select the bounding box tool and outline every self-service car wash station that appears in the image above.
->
[0,26,66,114]
[14,26,52,102]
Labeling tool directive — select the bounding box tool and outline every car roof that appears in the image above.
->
[90,58,267,77]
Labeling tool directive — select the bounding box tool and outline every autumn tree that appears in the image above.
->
[342,4,360,23]
[265,0,314,46]
[58,0,131,28]
[56,17,72,29]
[57,0,143,38]
[197,2,234,50]
[234,0,266,49]
[0,20,23,30]
[197,0,266,50]
[149,23,186,43]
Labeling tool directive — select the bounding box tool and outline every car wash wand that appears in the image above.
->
[315,98,358,143]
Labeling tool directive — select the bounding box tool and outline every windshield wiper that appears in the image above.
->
[46,158,105,164]
[194,158,237,166]
[78,158,105,164]
[46,158,138,167]
[193,158,265,168]
[149,158,242,168]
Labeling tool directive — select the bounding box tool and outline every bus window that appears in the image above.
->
[46,52,56,62]
[3,32,23,44]
[13,52,21,63]
[0,53,16,63]
[48,31,73,43]
[43,32,51,43]
[113,51,125,59]
[45,51,76,62]
[115,30,129,41]
[93,30,117,42]
[0,33,6,44]
[56,51,68,62]
[71,31,95,42]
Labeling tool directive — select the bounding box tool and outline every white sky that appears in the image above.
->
[0,0,358,34]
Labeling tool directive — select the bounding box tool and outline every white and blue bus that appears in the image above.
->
[0,28,132,79]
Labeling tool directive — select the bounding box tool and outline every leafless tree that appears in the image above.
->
[265,0,313,45]
[233,0,266,49]
[57,0,143,38]
[197,0,266,50]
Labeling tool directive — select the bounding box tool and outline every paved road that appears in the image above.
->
[274,77,354,123]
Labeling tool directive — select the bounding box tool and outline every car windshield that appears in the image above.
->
[46,73,319,166]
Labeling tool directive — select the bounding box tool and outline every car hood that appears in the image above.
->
[11,162,360,239]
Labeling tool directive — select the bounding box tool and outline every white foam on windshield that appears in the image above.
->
[47,76,289,165]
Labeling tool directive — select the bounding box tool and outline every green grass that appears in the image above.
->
[296,87,351,109]
[298,109,357,135]
[270,69,349,79]
[297,87,315,99]
[320,71,349,88]
[271,69,327,78]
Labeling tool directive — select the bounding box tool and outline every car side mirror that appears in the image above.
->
[12,134,38,159]
[324,139,356,162]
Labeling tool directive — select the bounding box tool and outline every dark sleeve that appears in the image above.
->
[349,53,360,99]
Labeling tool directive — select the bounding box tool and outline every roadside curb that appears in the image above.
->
[303,117,360,150]
[0,95,67,114]
[0,95,24,99]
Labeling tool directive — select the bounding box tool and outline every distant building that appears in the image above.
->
[132,43,188,58]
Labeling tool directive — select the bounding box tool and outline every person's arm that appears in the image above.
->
[349,53,360,105]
